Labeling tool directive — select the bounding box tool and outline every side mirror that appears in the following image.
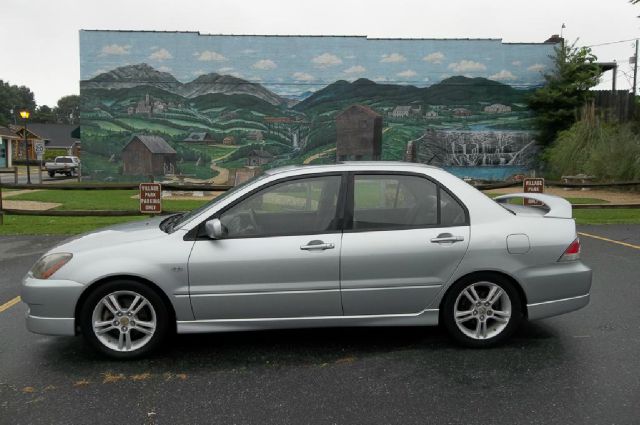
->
[204,218,226,239]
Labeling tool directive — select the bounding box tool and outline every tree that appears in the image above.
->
[0,80,36,126]
[54,95,80,124]
[528,41,601,146]
[32,105,56,123]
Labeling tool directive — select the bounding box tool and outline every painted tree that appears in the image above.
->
[528,41,601,146]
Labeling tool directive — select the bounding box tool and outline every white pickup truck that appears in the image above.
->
[45,156,80,177]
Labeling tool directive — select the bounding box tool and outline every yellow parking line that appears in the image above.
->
[0,296,21,313]
[578,232,640,251]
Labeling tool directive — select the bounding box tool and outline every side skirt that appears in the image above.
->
[177,308,440,334]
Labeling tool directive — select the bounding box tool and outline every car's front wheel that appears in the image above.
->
[441,274,523,348]
[79,280,169,359]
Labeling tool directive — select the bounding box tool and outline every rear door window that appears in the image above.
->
[352,175,438,230]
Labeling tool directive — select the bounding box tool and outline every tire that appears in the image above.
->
[79,280,170,359]
[441,273,523,348]
[48,171,55,177]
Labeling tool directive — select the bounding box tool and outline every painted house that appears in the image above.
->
[245,149,273,166]
[0,126,19,168]
[390,106,412,119]
[121,135,177,176]
[335,104,382,161]
[452,108,473,117]
[425,111,439,119]
[484,104,512,113]
[183,132,216,144]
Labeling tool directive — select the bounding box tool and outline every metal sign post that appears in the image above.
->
[523,178,545,206]
[35,142,44,184]
[139,183,162,214]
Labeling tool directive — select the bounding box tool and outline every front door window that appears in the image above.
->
[219,175,342,238]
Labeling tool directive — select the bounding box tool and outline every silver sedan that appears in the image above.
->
[22,162,592,358]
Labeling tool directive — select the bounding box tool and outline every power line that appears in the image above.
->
[586,38,638,48]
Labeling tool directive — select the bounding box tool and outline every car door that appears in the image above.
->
[188,173,345,320]
[340,173,470,316]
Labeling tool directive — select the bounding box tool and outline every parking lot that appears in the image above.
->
[0,225,639,424]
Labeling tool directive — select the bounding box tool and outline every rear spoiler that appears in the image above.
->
[493,193,572,219]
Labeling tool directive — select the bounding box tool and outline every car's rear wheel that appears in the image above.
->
[79,280,169,359]
[442,274,523,348]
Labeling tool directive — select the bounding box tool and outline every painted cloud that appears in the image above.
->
[489,70,517,81]
[253,59,278,70]
[448,60,487,73]
[344,65,366,74]
[197,51,228,62]
[381,53,406,63]
[423,52,445,64]
[149,48,172,61]
[99,44,131,56]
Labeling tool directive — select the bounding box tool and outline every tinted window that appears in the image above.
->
[440,188,467,226]
[352,175,437,230]
[220,175,341,238]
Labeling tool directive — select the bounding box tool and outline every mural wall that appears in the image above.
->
[79,30,555,182]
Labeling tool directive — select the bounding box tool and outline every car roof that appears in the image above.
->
[264,161,441,176]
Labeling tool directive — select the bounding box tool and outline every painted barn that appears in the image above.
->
[121,135,177,176]
[245,149,273,166]
[183,132,216,144]
[335,104,382,161]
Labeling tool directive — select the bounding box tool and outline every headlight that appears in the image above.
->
[31,253,73,279]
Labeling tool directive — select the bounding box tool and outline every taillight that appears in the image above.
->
[559,238,581,261]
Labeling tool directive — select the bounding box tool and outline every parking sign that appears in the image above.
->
[139,183,162,214]
[523,178,544,206]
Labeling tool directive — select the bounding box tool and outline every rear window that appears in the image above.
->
[56,157,73,163]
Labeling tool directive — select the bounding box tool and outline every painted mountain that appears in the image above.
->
[84,64,287,106]
[80,63,541,183]
[295,76,527,113]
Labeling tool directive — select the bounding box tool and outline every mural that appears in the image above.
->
[79,31,555,182]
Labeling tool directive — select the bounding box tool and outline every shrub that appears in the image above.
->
[545,119,640,181]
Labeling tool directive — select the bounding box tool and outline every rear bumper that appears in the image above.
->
[518,260,592,320]
[527,293,590,320]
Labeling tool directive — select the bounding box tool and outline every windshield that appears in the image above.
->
[166,173,267,232]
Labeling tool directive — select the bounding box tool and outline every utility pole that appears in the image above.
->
[633,39,638,96]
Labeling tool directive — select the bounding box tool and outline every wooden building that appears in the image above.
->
[245,149,273,166]
[183,132,216,144]
[335,104,382,161]
[0,126,19,168]
[121,135,177,176]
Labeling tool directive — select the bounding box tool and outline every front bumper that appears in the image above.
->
[21,275,85,336]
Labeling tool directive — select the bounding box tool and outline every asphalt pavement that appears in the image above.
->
[0,226,639,424]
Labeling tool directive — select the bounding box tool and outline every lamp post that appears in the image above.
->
[19,110,31,184]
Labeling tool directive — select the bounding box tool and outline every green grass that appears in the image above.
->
[0,215,146,235]
[573,209,640,225]
[484,193,609,205]
[7,190,209,212]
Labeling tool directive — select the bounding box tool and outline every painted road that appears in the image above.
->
[0,226,638,424]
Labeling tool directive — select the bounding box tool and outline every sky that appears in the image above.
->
[1,0,639,106]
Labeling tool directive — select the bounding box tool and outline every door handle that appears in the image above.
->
[430,233,465,243]
[300,240,335,251]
